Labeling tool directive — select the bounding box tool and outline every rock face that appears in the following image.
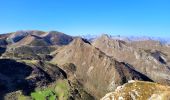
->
[51,38,152,99]
[92,34,170,85]
[101,81,170,100]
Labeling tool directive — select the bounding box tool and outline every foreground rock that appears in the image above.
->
[101,81,170,100]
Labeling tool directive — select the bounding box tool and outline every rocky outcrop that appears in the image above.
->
[101,81,170,100]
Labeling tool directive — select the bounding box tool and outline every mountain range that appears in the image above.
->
[83,34,170,45]
[0,30,170,100]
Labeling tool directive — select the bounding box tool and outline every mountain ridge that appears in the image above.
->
[1,30,170,45]
[83,34,170,45]
[0,30,170,100]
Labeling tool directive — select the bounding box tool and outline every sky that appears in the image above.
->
[0,0,170,37]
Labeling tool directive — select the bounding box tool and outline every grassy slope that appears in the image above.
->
[30,80,69,100]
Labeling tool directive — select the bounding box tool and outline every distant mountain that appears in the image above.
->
[81,34,99,41]
[5,30,73,46]
[83,34,170,45]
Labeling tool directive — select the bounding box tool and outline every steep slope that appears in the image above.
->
[0,59,94,100]
[101,81,170,100]
[0,59,67,100]
[92,34,170,85]
[51,38,152,99]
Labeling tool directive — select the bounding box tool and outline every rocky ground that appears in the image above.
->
[101,81,170,100]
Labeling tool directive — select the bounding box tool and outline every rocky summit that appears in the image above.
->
[0,30,170,100]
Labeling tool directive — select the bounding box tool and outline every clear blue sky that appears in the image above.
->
[0,0,170,37]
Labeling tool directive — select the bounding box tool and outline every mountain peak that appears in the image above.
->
[71,37,91,45]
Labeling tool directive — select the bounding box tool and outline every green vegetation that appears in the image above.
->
[31,80,69,100]
[31,89,56,100]
[54,80,69,100]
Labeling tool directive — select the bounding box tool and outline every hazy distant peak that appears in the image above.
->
[83,34,170,45]
[101,34,111,38]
